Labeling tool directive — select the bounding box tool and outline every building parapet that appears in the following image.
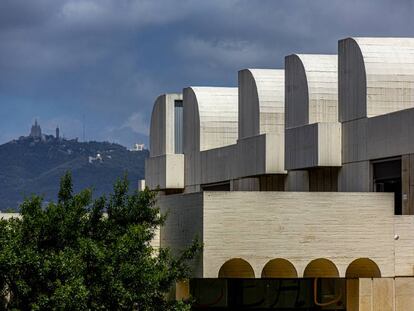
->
[158,191,408,278]
[284,54,341,171]
[285,122,341,170]
[145,154,184,190]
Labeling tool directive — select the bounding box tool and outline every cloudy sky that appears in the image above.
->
[1,0,413,147]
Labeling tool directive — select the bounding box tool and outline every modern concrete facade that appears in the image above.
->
[145,37,414,310]
[145,93,184,190]
[285,54,341,171]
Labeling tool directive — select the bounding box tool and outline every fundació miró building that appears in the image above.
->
[144,37,414,310]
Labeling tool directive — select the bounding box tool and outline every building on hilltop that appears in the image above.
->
[132,143,145,151]
[29,119,42,139]
[143,37,414,309]
[56,126,60,140]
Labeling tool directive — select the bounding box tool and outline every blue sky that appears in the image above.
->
[0,0,413,147]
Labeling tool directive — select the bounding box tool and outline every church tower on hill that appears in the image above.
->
[29,119,42,138]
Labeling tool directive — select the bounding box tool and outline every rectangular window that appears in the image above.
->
[174,100,183,154]
[373,158,402,215]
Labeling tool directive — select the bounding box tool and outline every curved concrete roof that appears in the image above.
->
[149,93,182,157]
[183,86,238,152]
[339,37,414,122]
[285,54,338,128]
[238,69,284,139]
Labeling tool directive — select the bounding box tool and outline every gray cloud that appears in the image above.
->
[1,0,413,146]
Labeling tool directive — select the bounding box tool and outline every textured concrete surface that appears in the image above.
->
[149,93,182,157]
[285,122,341,169]
[145,154,184,189]
[146,93,185,190]
[285,54,338,128]
[183,87,238,190]
[238,69,284,139]
[159,191,397,278]
[285,54,341,171]
[339,37,414,122]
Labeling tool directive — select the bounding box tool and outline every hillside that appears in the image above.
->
[0,136,148,211]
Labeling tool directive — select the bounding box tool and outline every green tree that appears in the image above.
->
[0,172,200,310]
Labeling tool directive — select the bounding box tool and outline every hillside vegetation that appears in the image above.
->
[0,136,148,211]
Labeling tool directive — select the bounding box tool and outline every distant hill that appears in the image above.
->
[0,135,148,211]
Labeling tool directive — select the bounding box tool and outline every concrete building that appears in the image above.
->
[132,143,145,151]
[145,37,414,310]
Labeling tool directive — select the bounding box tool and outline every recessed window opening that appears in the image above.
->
[174,100,183,154]
[372,158,402,215]
[201,182,230,191]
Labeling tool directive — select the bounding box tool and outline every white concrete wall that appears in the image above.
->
[339,37,414,122]
[348,277,414,311]
[285,54,338,128]
[149,93,182,157]
[193,132,286,187]
[158,192,204,277]
[338,38,414,193]
[284,54,341,171]
[236,133,286,178]
[394,216,414,276]
[199,145,236,185]
[183,87,238,190]
[145,154,184,189]
[146,93,185,190]
[238,69,284,139]
[181,84,286,189]
[286,122,343,170]
[341,107,414,166]
[159,191,403,279]
[203,192,395,278]
[183,87,238,153]
[149,69,287,191]
[236,69,286,179]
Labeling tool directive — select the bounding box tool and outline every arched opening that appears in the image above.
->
[346,258,381,278]
[218,258,255,278]
[261,258,298,278]
[303,258,339,278]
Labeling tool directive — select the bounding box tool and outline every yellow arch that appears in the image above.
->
[218,258,255,278]
[261,258,298,278]
[303,258,339,278]
[346,258,381,278]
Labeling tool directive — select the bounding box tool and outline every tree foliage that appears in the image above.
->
[0,172,200,310]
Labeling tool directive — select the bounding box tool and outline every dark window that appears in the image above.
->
[174,100,183,154]
[373,158,402,215]
[201,182,230,191]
